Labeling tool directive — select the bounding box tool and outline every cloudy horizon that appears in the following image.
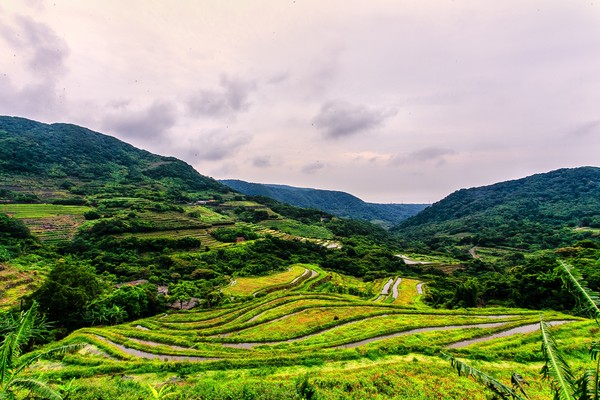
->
[1,1,599,203]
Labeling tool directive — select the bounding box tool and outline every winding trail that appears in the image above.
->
[219,313,521,349]
[332,322,508,349]
[221,313,390,349]
[416,283,424,295]
[391,278,402,300]
[94,336,218,362]
[396,255,433,265]
[375,278,394,301]
[446,320,574,349]
[469,246,480,259]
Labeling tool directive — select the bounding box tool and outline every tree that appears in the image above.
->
[32,257,103,329]
[168,281,198,309]
[0,302,80,400]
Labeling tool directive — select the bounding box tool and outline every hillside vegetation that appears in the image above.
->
[0,116,228,204]
[394,167,600,250]
[220,179,428,228]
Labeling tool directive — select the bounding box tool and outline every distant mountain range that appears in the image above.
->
[220,179,429,228]
[394,167,600,249]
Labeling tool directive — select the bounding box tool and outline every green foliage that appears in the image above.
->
[540,318,575,399]
[0,302,80,400]
[0,213,32,242]
[295,374,318,400]
[168,281,198,309]
[32,257,103,329]
[396,167,600,250]
[211,227,258,243]
[558,260,600,320]
[441,352,528,399]
[0,116,229,202]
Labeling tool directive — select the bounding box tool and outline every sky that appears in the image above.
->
[1,1,599,203]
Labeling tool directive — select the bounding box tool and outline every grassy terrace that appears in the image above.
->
[222,264,312,296]
[21,267,588,399]
[0,203,91,242]
[44,270,577,364]
[0,264,47,310]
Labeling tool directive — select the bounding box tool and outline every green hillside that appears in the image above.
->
[220,179,428,228]
[0,116,228,204]
[394,167,600,250]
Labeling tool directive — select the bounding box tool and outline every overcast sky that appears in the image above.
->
[1,1,599,203]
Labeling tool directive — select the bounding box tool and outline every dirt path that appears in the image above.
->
[396,255,433,265]
[416,282,424,295]
[221,313,390,349]
[289,268,310,285]
[333,322,509,349]
[375,278,394,301]
[445,320,574,349]
[94,336,218,362]
[469,247,479,259]
[391,278,402,299]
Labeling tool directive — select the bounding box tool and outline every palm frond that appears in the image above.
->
[441,352,528,400]
[540,317,575,400]
[572,370,595,400]
[0,333,15,385]
[511,373,531,399]
[10,302,38,358]
[8,377,62,400]
[558,260,600,321]
[14,343,85,377]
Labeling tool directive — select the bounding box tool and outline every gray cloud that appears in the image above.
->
[312,101,396,139]
[1,15,69,77]
[184,131,252,162]
[252,156,272,168]
[0,15,69,116]
[301,161,325,175]
[187,75,257,118]
[392,147,455,167]
[102,101,177,140]
[567,120,600,137]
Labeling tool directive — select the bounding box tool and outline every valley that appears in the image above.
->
[1,117,600,399]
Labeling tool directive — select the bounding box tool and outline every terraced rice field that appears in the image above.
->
[136,211,211,230]
[121,228,229,250]
[44,267,581,389]
[0,204,91,242]
[183,205,233,224]
[0,203,91,218]
[392,278,423,305]
[222,264,312,296]
[0,264,47,309]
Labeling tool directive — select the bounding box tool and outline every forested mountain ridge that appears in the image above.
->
[220,179,428,227]
[0,116,229,203]
[394,167,600,249]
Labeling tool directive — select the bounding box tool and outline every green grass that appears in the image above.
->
[0,204,93,242]
[183,205,233,224]
[0,203,91,218]
[393,278,422,306]
[259,219,334,240]
[222,264,309,296]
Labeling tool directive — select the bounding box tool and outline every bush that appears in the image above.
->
[83,210,102,220]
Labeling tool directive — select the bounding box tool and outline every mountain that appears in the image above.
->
[394,167,600,249]
[0,116,229,203]
[219,179,428,228]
